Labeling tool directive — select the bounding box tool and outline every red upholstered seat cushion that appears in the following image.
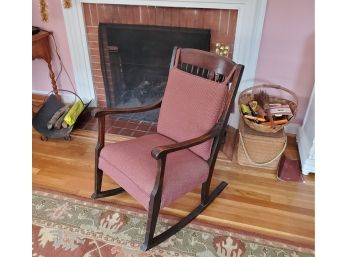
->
[99,134,209,210]
[157,67,227,160]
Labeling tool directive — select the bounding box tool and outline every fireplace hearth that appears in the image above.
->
[99,23,210,122]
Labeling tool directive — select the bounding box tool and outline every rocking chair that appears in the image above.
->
[91,47,244,250]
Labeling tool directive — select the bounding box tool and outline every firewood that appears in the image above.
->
[54,105,71,129]
[254,90,275,128]
[47,104,70,130]
[62,121,68,128]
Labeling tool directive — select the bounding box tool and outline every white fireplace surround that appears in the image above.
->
[62,0,268,128]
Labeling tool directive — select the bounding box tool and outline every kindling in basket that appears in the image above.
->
[238,84,298,133]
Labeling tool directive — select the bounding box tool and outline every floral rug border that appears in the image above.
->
[32,187,314,255]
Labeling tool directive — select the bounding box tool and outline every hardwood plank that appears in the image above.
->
[32,129,314,248]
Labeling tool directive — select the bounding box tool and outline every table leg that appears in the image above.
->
[47,61,59,96]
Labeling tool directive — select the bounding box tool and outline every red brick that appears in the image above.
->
[184,8,197,28]
[202,9,213,29]
[132,130,147,137]
[112,5,121,23]
[93,76,103,82]
[155,7,164,26]
[90,55,100,64]
[90,4,99,26]
[113,120,130,128]
[118,5,129,24]
[87,26,98,34]
[219,9,230,36]
[227,10,238,37]
[92,69,103,77]
[89,48,100,56]
[119,128,134,137]
[83,4,92,26]
[88,41,99,49]
[213,9,222,33]
[82,4,238,115]
[122,5,135,24]
[91,61,101,70]
[97,4,106,23]
[162,7,172,26]
[137,124,151,132]
[107,127,123,135]
[97,100,107,107]
[133,6,141,24]
[90,55,101,63]
[125,122,139,129]
[149,125,157,132]
[103,4,114,23]
[87,33,98,42]
[147,6,156,25]
[179,8,189,27]
[170,8,180,27]
[95,88,105,95]
[94,81,104,88]
[104,119,114,130]
[97,96,106,102]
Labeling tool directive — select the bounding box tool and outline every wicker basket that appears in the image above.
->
[237,119,287,170]
[238,84,298,133]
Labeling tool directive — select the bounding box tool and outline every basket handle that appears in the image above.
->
[47,89,85,105]
[238,131,287,166]
[239,84,298,106]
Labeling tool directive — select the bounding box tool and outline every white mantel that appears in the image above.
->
[62,0,268,128]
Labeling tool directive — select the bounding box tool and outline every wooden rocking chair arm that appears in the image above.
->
[92,100,162,118]
[151,126,221,160]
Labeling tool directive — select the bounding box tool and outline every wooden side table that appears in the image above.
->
[32,31,59,96]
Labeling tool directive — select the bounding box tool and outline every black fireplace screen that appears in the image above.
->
[98,23,210,122]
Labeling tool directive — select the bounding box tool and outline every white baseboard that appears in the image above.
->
[32,90,97,106]
[32,89,50,96]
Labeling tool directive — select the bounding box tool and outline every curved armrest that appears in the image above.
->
[151,125,221,160]
[92,99,162,118]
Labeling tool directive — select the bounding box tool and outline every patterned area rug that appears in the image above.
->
[32,189,314,257]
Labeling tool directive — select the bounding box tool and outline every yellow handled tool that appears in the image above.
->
[64,99,85,126]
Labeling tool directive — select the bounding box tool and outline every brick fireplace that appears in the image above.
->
[82,3,238,110]
[62,1,266,130]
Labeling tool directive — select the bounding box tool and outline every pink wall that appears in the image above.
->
[255,0,314,125]
[32,0,314,125]
[32,0,75,93]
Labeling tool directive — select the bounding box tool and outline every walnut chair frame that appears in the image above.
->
[91,47,244,251]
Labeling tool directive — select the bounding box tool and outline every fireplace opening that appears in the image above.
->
[99,23,211,122]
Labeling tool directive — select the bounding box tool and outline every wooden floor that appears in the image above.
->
[32,129,315,248]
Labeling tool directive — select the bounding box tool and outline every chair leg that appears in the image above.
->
[91,168,125,199]
[95,168,103,194]
[140,181,227,251]
[201,181,209,205]
[140,195,161,251]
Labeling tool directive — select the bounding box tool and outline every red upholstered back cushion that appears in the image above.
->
[157,67,227,160]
